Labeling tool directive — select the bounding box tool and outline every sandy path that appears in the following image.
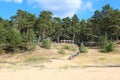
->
[0,67,120,80]
[0,58,120,80]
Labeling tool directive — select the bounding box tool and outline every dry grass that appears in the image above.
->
[74,49,120,66]
[0,43,76,69]
[0,43,120,69]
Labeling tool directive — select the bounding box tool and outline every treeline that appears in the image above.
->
[0,4,120,53]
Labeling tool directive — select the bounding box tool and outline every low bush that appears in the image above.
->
[42,38,52,49]
[58,48,65,54]
[62,44,76,51]
[100,40,115,52]
[79,42,88,53]
[62,45,71,49]
[98,36,115,53]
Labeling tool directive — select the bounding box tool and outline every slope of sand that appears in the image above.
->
[0,44,120,80]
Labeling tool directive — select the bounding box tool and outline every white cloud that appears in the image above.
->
[0,0,23,3]
[0,0,93,17]
[14,0,22,3]
[82,2,93,11]
[28,0,82,18]
[28,0,94,18]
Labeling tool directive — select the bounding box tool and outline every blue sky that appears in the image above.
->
[0,0,120,20]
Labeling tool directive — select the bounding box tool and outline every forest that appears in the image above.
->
[0,4,120,53]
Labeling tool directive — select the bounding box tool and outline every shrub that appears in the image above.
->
[100,40,115,52]
[107,41,115,52]
[69,45,76,51]
[98,35,115,53]
[62,45,71,50]
[62,44,76,51]
[27,29,36,50]
[58,48,65,54]
[79,42,88,53]
[42,38,52,49]
[98,35,108,49]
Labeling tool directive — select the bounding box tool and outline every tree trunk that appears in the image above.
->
[72,33,75,44]
[57,35,59,43]
[38,35,41,44]
[42,28,46,40]
[56,29,60,43]
[116,35,118,41]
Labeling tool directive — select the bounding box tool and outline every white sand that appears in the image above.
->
[0,67,120,80]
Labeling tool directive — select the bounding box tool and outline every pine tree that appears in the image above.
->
[53,17,62,43]
[36,10,53,42]
[71,14,80,43]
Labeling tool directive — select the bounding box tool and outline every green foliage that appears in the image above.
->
[6,28,22,47]
[100,41,115,52]
[11,9,36,32]
[27,29,35,41]
[5,28,22,52]
[71,14,80,42]
[42,38,52,49]
[62,17,72,39]
[58,48,65,54]
[0,26,6,42]
[37,10,53,39]
[62,45,71,49]
[0,4,120,54]
[98,35,108,48]
[0,26,7,51]
[62,44,76,51]
[20,29,37,51]
[52,17,62,43]
[99,36,115,52]
[26,29,36,50]
[79,42,88,53]
[106,41,115,52]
